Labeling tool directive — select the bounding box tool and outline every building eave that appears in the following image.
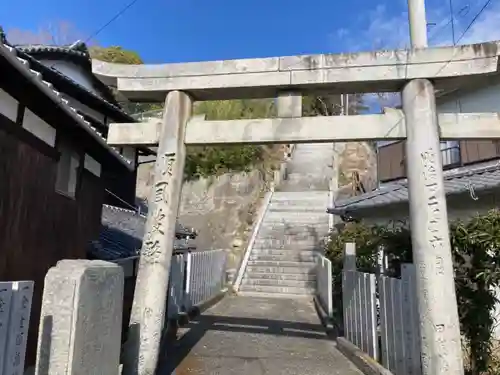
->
[23,53,135,123]
[0,42,134,171]
[328,161,500,216]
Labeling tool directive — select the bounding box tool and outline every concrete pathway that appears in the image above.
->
[158,295,362,375]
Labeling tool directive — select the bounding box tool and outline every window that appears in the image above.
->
[55,139,80,197]
[440,141,461,168]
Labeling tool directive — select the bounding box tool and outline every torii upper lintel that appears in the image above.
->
[92,41,500,102]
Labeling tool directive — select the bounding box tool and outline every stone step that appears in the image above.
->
[272,190,329,196]
[265,209,328,216]
[247,260,316,268]
[269,197,328,204]
[267,207,328,213]
[238,284,316,295]
[252,240,325,250]
[263,213,328,219]
[262,220,329,226]
[255,232,327,239]
[259,221,329,227]
[269,200,329,207]
[241,278,316,288]
[278,182,330,190]
[252,245,324,253]
[250,248,319,256]
[256,230,326,239]
[249,253,316,262]
[257,228,329,237]
[245,265,314,274]
[261,219,329,226]
[243,271,317,281]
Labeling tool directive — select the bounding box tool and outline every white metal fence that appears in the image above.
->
[185,250,227,310]
[341,243,422,375]
[379,264,421,375]
[342,270,378,359]
[167,253,187,319]
[0,281,34,375]
[315,253,333,319]
[167,250,227,319]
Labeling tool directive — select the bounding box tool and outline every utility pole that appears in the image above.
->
[404,0,464,374]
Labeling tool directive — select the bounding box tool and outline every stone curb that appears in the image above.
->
[336,337,394,375]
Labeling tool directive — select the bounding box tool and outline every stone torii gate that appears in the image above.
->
[94,8,500,375]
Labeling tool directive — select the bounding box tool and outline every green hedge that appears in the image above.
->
[327,210,500,374]
[182,99,276,180]
[184,145,263,180]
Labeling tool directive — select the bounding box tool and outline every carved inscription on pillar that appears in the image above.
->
[420,148,450,373]
[142,153,176,263]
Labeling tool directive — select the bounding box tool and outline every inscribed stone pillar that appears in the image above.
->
[402,78,463,375]
[35,260,124,375]
[123,90,192,375]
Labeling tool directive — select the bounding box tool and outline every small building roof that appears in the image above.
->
[328,162,500,216]
[0,41,133,170]
[15,41,135,123]
[88,204,197,261]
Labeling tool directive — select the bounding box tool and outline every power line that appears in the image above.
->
[456,0,493,44]
[428,5,469,43]
[85,0,140,43]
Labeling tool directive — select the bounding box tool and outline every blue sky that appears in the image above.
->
[1,0,498,64]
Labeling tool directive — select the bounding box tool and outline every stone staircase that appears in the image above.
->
[239,191,330,296]
[279,143,334,192]
[238,143,334,297]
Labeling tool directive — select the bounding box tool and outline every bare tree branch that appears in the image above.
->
[6,21,88,45]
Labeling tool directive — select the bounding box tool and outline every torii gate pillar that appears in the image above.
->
[404,0,463,373]
[122,90,192,375]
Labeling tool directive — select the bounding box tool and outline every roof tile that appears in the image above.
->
[329,162,500,214]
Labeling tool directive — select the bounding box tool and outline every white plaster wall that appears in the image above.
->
[0,88,18,122]
[437,82,500,114]
[22,108,57,146]
[84,154,102,177]
[357,191,499,227]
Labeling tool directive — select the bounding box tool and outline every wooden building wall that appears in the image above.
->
[378,140,500,183]
[0,115,104,366]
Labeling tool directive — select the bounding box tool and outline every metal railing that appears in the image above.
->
[315,253,333,319]
[167,249,228,319]
[185,249,227,310]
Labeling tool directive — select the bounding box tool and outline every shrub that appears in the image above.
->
[184,145,263,180]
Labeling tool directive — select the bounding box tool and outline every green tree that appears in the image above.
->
[89,46,143,64]
[303,94,367,116]
[185,99,277,180]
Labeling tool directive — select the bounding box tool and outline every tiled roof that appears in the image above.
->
[329,162,500,215]
[15,44,135,122]
[88,205,197,261]
[16,42,90,62]
[0,41,134,169]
